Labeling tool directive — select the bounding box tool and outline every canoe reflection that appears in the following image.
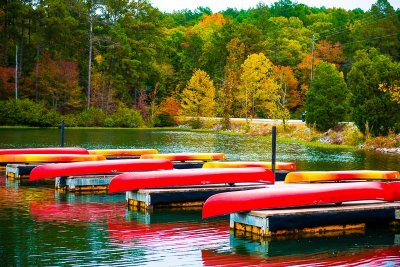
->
[29,201,126,224]
[202,245,400,266]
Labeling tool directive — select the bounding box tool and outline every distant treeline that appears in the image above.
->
[0,0,399,134]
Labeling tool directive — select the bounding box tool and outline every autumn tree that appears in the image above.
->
[273,65,299,110]
[239,53,280,120]
[220,38,245,129]
[37,52,82,113]
[154,96,181,127]
[0,67,15,99]
[296,54,321,107]
[180,69,215,118]
[305,62,349,131]
[316,39,344,67]
[273,65,299,122]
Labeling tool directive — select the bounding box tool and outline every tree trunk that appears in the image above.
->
[87,14,93,109]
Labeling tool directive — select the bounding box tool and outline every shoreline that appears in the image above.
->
[1,120,399,154]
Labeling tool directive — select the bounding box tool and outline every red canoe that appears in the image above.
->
[108,167,274,193]
[202,181,400,218]
[0,154,105,163]
[30,159,174,180]
[0,147,88,155]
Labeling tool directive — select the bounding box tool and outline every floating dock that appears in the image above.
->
[55,175,116,193]
[230,201,400,238]
[6,164,39,179]
[126,184,267,210]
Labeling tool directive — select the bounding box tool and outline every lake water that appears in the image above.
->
[1,128,400,266]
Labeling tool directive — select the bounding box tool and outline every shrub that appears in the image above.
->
[78,108,106,127]
[106,103,144,128]
[154,113,177,127]
[0,99,60,127]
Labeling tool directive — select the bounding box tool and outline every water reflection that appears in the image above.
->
[200,228,400,266]
[1,129,400,266]
[201,246,400,266]
[1,128,400,171]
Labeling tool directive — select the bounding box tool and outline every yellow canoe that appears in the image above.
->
[88,149,158,157]
[203,161,296,171]
[140,153,226,161]
[0,154,105,163]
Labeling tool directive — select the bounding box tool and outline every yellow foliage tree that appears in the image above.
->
[181,69,215,117]
[239,53,280,120]
[379,81,400,103]
[221,38,245,128]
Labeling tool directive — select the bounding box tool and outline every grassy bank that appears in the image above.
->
[176,117,400,152]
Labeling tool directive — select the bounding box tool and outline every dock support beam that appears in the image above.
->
[230,202,400,239]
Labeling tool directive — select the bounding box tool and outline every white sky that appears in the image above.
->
[150,0,400,13]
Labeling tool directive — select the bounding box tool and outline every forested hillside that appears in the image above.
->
[0,0,399,134]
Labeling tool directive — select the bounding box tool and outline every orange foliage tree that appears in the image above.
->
[0,67,15,99]
[37,52,82,113]
[159,96,180,116]
[316,39,344,67]
[273,65,300,110]
[296,54,321,107]
[198,13,226,28]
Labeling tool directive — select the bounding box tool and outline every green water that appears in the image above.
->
[1,127,399,171]
[1,128,400,266]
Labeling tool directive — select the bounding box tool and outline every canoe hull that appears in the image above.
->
[30,159,174,180]
[202,182,400,218]
[108,167,274,193]
[0,147,88,155]
[0,154,105,163]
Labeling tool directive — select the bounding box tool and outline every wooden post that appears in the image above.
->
[61,120,65,147]
[272,126,276,178]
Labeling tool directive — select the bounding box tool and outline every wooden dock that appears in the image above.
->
[230,201,400,238]
[126,184,267,210]
[6,164,39,179]
[55,175,116,193]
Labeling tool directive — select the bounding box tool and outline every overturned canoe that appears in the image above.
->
[140,153,226,161]
[0,147,88,155]
[203,161,296,171]
[202,181,400,218]
[88,149,158,157]
[108,167,273,193]
[30,159,174,180]
[0,154,105,163]
[285,170,400,183]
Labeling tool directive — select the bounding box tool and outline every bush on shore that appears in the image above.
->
[0,99,144,128]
